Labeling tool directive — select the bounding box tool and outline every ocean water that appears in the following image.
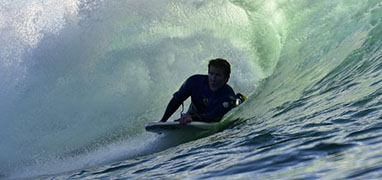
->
[1,0,382,179]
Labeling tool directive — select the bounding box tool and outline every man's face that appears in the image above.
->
[208,66,228,92]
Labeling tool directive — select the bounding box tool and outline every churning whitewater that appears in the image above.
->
[1,0,382,179]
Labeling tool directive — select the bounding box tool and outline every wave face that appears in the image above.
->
[1,0,382,179]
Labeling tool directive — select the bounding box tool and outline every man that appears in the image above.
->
[160,58,242,125]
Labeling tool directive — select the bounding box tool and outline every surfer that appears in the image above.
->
[159,58,245,125]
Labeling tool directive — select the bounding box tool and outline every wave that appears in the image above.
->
[1,0,381,179]
[0,0,277,177]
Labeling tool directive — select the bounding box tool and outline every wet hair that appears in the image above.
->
[208,58,231,77]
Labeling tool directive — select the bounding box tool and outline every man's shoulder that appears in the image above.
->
[222,84,235,96]
[187,74,207,82]
[189,74,207,79]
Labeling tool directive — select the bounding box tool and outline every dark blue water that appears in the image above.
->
[1,0,382,179]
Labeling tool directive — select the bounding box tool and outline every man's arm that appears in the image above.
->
[160,98,183,122]
[159,77,193,122]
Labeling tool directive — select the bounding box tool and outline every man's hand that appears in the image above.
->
[177,114,192,125]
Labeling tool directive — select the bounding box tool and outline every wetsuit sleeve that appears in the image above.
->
[192,96,236,122]
[160,78,192,122]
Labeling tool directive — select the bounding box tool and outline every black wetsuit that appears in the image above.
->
[161,74,236,122]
